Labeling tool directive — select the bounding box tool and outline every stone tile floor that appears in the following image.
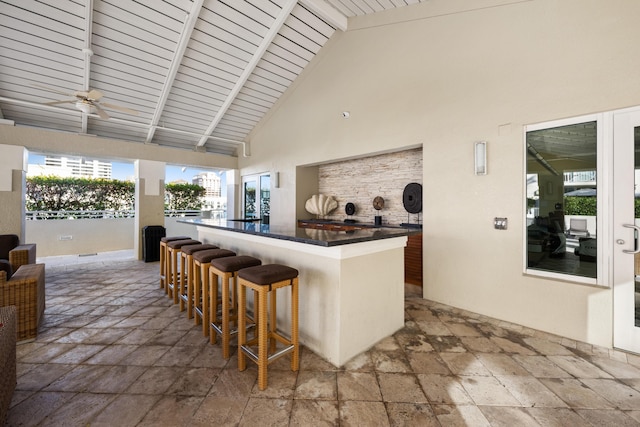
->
[5,253,640,426]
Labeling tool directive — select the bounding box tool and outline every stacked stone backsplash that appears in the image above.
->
[316,147,422,226]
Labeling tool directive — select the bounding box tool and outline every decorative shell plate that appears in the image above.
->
[305,194,338,217]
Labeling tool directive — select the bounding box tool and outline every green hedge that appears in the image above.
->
[564,196,640,217]
[26,176,205,213]
[563,196,596,216]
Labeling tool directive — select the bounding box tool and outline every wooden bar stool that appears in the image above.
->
[165,239,200,300]
[209,255,262,358]
[159,236,189,290]
[192,248,236,335]
[178,244,218,312]
[237,264,299,390]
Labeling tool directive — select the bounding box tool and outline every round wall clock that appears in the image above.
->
[373,196,385,210]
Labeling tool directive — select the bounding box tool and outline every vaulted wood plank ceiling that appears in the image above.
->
[0,0,424,158]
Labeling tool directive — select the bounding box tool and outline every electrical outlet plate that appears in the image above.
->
[494,217,508,230]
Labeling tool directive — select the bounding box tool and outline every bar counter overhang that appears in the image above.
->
[180,218,412,367]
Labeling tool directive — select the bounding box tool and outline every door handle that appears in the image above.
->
[623,224,640,254]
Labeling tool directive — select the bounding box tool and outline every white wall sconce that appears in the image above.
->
[274,171,280,188]
[474,141,487,175]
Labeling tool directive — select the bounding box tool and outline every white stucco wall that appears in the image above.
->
[240,0,640,348]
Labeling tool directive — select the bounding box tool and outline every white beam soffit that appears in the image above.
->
[300,0,348,31]
[145,0,204,144]
[0,0,426,158]
[81,0,94,133]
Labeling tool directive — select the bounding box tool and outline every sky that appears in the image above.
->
[28,153,224,187]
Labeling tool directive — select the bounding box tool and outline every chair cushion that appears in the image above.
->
[166,239,201,249]
[210,255,261,273]
[181,244,219,256]
[0,234,19,260]
[0,259,13,279]
[238,264,298,285]
[160,236,190,243]
[192,249,236,263]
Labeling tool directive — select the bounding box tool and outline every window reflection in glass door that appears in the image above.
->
[525,120,598,279]
[243,179,256,219]
[260,175,270,224]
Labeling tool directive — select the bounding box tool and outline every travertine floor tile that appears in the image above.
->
[547,355,614,379]
[439,352,491,376]
[539,378,616,409]
[337,371,383,401]
[88,394,160,427]
[377,372,427,403]
[476,353,531,376]
[512,355,572,378]
[580,378,640,410]
[294,370,337,400]
[575,409,640,427]
[7,257,640,426]
[494,375,568,408]
[290,400,339,426]
[527,407,597,426]
[340,400,390,427]
[417,374,473,405]
[238,398,292,426]
[432,404,490,427]
[478,406,540,427]
[39,392,115,427]
[459,375,520,406]
[386,402,440,426]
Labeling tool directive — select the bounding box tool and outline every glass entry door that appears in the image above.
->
[241,173,270,221]
[613,109,640,354]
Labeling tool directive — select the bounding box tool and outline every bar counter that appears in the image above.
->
[180,217,414,246]
[180,218,410,367]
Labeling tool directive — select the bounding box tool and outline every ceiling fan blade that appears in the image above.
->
[100,102,139,116]
[44,99,76,106]
[86,89,104,101]
[92,103,110,120]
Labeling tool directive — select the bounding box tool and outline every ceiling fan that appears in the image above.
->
[35,85,138,120]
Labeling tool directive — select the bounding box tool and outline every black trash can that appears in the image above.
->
[142,225,166,262]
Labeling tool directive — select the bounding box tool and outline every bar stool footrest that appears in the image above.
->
[240,343,294,365]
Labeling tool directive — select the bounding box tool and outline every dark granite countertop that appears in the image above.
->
[179,218,417,247]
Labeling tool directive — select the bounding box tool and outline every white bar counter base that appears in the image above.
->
[193,223,407,367]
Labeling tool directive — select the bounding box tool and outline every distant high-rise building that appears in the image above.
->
[28,155,112,179]
[192,172,225,215]
[192,172,221,198]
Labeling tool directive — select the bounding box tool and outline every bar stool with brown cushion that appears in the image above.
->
[209,255,262,358]
[159,236,190,290]
[192,248,236,335]
[178,244,219,311]
[237,264,299,390]
[165,239,200,300]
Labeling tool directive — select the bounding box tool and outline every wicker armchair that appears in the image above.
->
[0,264,45,341]
[0,306,17,424]
[0,234,36,278]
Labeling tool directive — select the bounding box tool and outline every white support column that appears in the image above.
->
[134,160,166,260]
[225,170,240,220]
[0,145,27,240]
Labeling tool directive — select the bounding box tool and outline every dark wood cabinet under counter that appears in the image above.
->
[405,233,423,287]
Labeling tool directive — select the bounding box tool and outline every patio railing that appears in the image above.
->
[26,209,226,220]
